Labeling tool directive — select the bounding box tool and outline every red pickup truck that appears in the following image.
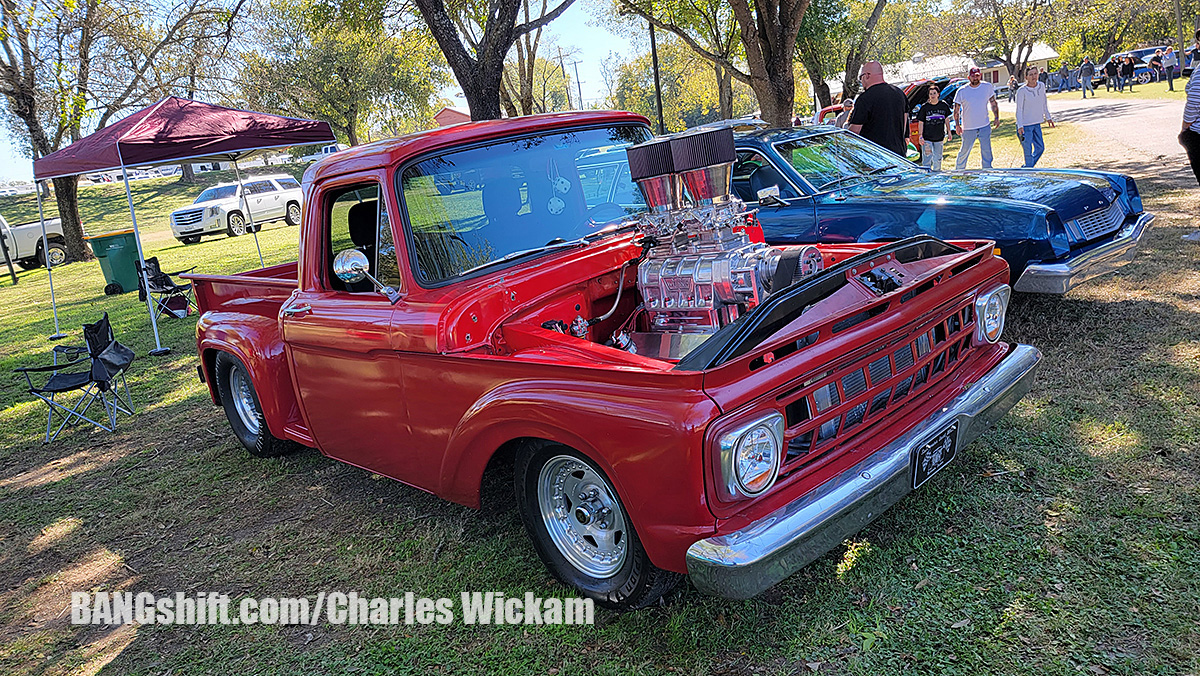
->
[184,111,1041,609]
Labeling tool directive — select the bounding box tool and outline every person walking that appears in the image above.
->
[1007,75,1018,102]
[1057,63,1070,92]
[1121,56,1136,92]
[1079,57,1096,98]
[915,86,952,171]
[1104,56,1119,91]
[1164,47,1179,91]
[953,67,1001,169]
[1180,30,1200,241]
[1015,66,1056,167]
[847,61,909,157]
[833,98,855,128]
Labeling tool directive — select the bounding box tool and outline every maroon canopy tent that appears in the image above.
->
[32,97,335,354]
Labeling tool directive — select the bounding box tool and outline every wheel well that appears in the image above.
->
[202,348,223,405]
[479,437,549,510]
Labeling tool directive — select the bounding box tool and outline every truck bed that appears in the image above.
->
[184,261,298,316]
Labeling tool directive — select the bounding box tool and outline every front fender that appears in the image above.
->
[196,311,298,443]
[440,377,720,573]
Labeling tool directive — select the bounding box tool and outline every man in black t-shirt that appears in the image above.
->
[914,86,952,170]
[848,61,908,157]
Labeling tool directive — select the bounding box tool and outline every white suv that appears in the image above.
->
[169,174,303,244]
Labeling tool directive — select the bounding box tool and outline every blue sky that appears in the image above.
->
[0,3,634,183]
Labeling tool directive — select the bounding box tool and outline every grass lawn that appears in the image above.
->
[1048,80,1188,102]
[0,135,1197,676]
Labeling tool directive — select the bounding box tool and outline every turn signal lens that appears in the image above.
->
[974,284,1011,344]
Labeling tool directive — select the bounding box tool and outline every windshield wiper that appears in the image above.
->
[458,238,586,277]
[868,164,900,175]
[817,174,867,191]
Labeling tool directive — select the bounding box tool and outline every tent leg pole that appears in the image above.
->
[232,160,265,268]
[33,172,66,340]
[121,166,169,356]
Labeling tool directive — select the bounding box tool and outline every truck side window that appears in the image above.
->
[326,183,383,292]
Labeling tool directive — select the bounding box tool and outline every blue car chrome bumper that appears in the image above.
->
[1014,213,1153,294]
[685,344,1042,600]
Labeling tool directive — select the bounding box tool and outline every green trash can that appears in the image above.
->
[85,228,142,295]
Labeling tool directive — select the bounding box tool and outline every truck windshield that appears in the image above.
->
[194,185,238,203]
[399,124,652,285]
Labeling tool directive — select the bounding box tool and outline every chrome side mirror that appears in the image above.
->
[333,249,400,304]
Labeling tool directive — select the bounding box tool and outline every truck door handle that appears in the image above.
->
[282,303,311,317]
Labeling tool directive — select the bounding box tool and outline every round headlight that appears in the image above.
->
[735,424,781,495]
[974,285,1010,344]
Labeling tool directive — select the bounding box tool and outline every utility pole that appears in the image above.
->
[649,23,665,134]
[570,59,584,110]
[558,47,572,109]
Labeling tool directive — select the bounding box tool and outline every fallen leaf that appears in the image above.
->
[1088,666,1108,675]
[915,578,931,590]
[806,662,822,672]
[950,619,971,629]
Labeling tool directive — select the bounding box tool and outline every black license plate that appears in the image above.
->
[912,422,958,490]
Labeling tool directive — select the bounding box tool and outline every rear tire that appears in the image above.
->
[15,258,38,270]
[38,242,67,267]
[285,202,301,226]
[214,352,298,458]
[514,442,681,610]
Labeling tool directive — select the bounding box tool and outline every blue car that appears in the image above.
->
[732,126,1153,294]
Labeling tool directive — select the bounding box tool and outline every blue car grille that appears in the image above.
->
[1065,200,1125,243]
[780,301,977,471]
[172,209,204,227]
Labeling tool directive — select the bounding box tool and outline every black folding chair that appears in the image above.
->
[14,313,136,442]
[137,257,197,319]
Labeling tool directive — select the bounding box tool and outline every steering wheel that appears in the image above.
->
[581,202,628,230]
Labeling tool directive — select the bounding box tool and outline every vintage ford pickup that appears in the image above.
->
[184,111,1041,609]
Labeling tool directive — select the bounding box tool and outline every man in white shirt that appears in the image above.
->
[1015,66,1056,167]
[953,67,1001,170]
[1180,30,1200,241]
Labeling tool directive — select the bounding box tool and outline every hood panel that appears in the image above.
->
[839,170,1112,219]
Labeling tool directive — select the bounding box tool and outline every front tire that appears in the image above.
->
[179,235,202,245]
[514,442,681,610]
[226,212,247,237]
[214,352,297,458]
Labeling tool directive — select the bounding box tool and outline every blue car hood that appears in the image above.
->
[836,169,1113,219]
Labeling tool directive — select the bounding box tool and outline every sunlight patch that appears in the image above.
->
[0,447,133,490]
[836,540,873,580]
[28,516,84,554]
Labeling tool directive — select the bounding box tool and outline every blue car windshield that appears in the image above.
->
[773,132,913,191]
[194,185,237,203]
[399,124,652,285]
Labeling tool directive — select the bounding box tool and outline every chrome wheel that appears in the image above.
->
[287,203,301,225]
[45,246,66,267]
[228,213,246,236]
[537,455,628,578]
[228,364,260,437]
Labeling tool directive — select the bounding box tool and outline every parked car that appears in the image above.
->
[732,125,1153,294]
[182,111,1040,609]
[168,174,303,244]
[299,143,350,163]
[0,213,67,268]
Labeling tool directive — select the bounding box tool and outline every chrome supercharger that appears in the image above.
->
[621,127,822,358]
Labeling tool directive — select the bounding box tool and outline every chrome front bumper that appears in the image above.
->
[686,344,1042,600]
[1013,213,1153,294]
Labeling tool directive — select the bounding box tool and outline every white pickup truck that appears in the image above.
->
[0,214,67,268]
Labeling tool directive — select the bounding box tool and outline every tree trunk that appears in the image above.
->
[809,71,832,110]
[716,64,733,119]
[179,163,197,184]
[499,82,520,117]
[461,64,506,121]
[52,177,91,262]
[843,0,888,101]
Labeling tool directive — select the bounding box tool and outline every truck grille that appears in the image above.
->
[1065,200,1124,244]
[779,301,977,470]
[172,209,204,227]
